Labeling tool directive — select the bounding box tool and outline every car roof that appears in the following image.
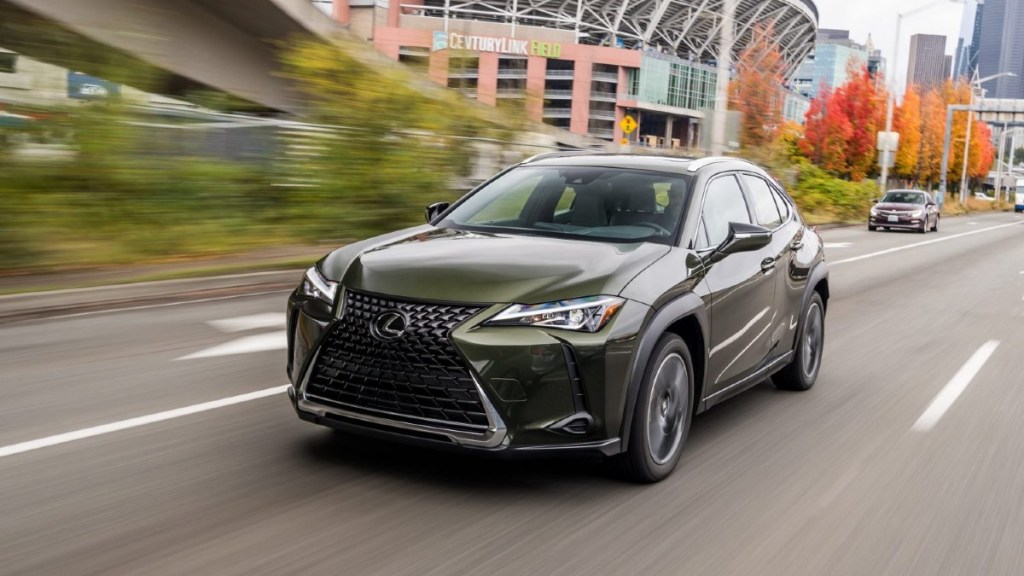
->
[520,152,762,174]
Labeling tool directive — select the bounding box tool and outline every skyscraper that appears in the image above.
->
[906,34,947,89]
[976,0,1024,98]
[952,0,979,80]
[791,29,869,98]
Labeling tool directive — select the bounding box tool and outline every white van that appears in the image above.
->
[1016,179,1024,213]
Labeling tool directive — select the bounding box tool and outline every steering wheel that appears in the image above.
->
[634,221,671,236]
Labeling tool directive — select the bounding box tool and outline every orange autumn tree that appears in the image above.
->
[801,65,886,180]
[918,88,946,186]
[831,65,887,180]
[969,120,995,179]
[730,22,786,148]
[801,85,853,173]
[894,85,922,181]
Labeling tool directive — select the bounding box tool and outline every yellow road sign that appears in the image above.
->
[621,115,638,134]
[620,138,628,145]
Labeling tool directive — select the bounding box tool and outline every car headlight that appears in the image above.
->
[299,266,339,305]
[870,208,878,216]
[909,209,923,218]
[484,296,625,332]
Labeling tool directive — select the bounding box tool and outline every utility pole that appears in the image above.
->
[710,0,735,155]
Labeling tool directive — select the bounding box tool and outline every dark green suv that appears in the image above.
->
[286,153,828,482]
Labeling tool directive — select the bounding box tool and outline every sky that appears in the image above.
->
[814,0,967,96]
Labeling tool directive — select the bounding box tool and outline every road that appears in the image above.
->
[1,212,1023,575]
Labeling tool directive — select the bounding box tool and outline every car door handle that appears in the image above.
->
[790,239,803,251]
[760,257,776,272]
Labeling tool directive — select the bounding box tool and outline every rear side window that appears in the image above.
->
[742,174,782,229]
[701,174,751,246]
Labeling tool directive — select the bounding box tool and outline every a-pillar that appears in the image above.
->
[477,53,498,106]
[570,56,592,135]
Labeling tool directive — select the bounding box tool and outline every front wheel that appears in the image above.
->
[613,334,694,483]
[931,216,939,232]
[774,292,825,391]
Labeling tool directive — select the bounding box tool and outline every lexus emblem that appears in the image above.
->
[371,311,408,341]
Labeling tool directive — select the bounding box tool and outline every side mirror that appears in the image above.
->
[424,201,450,224]
[708,222,772,262]
[872,198,879,204]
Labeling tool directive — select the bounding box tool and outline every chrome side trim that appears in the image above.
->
[704,350,794,403]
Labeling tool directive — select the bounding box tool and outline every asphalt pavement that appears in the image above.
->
[1,212,1023,575]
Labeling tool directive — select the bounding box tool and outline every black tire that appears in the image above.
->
[613,334,694,483]
[868,224,877,231]
[774,292,825,391]
[918,220,928,234]
[931,216,939,232]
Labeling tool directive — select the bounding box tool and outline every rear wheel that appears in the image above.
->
[774,292,825,391]
[614,334,694,483]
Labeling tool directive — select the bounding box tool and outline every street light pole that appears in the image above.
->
[958,71,1014,204]
[880,0,968,195]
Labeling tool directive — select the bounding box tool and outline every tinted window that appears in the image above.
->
[743,175,782,228]
[881,191,927,204]
[443,166,692,245]
[770,184,791,220]
[702,175,751,246]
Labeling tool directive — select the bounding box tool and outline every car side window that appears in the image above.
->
[701,174,751,247]
[694,216,710,250]
[742,174,782,229]
[769,184,791,221]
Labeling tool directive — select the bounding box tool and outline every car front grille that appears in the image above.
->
[305,289,489,429]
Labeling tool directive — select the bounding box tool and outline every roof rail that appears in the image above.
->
[521,150,595,163]
[685,156,744,172]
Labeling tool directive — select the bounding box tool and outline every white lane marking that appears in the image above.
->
[0,386,289,459]
[831,222,1022,266]
[823,242,852,248]
[208,313,286,333]
[44,290,291,321]
[911,341,1000,432]
[0,270,299,301]
[177,331,287,360]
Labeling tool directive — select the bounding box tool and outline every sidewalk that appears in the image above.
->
[0,245,328,322]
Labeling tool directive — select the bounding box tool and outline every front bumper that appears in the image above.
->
[869,213,925,228]
[286,287,646,457]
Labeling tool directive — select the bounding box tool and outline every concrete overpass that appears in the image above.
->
[0,0,341,113]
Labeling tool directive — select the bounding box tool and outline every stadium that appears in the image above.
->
[328,0,818,145]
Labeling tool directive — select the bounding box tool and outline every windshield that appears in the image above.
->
[882,191,927,204]
[440,166,691,245]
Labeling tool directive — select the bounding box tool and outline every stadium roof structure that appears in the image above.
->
[407,0,818,79]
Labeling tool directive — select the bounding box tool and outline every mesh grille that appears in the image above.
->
[306,289,488,429]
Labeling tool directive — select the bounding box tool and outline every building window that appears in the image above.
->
[0,53,17,74]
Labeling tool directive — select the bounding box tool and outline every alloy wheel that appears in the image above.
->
[646,353,688,465]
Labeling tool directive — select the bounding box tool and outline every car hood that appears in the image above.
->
[320,226,670,304]
[875,202,924,211]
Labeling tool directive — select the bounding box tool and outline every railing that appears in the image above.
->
[592,72,619,82]
[544,89,574,98]
[496,88,525,97]
[447,68,479,78]
[542,109,573,118]
[545,70,575,78]
[590,91,618,102]
[588,111,616,121]
[497,69,527,79]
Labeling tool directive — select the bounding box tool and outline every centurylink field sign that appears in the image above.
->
[432,31,562,58]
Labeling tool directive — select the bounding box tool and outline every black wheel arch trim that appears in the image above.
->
[619,292,708,448]
[803,261,829,313]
